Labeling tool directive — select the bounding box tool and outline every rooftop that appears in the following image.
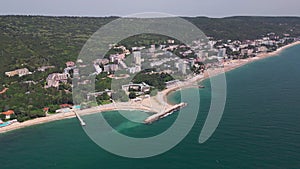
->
[2,110,14,115]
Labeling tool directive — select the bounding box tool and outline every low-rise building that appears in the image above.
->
[133,51,142,65]
[64,66,76,75]
[1,110,14,119]
[122,82,151,93]
[110,54,125,63]
[256,46,268,53]
[167,39,175,44]
[128,65,141,74]
[45,73,69,88]
[66,61,75,67]
[94,64,103,74]
[38,66,55,72]
[93,59,110,65]
[73,68,79,77]
[5,68,32,77]
[177,60,188,75]
[43,107,49,114]
[104,64,119,73]
[165,80,181,88]
[218,48,227,58]
[132,46,146,51]
[56,108,71,113]
[60,104,73,108]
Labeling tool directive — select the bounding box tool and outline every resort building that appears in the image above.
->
[94,64,103,74]
[93,59,109,65]
[177,60,188,75]
[132,46,146,51]
[60,104,73,108]
[122,82,151,93]
[66,61,75,67]
[218,48,227,58]
[167,39,175,44]
[165,80,181,88]
[110,64,119,72]
[55,108,71,113]
[37,66,55,72]
[256,46,268,53]
[133,51,142,65]
[64,63,77,75]
[73,68,79,77]
[128,65,141,74]
[1,110,14,119]
[5,68,32,77]
[43,107,49,114]
[149,45,155,53]
[104,64,119,74]
[45,73,69,88]
[110,54,125,63]
[103,65,110,72]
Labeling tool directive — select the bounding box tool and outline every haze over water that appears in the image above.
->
[1,45,300,169]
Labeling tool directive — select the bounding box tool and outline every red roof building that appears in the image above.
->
[1,110,14,119]
[43,107,50,111]
[0,88,8,94]
[66,61,75,67]
[60,104,73,108]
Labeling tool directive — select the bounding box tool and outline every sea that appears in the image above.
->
[1,45,300,169]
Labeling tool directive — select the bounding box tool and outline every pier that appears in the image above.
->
[144,102,187,124]
[74,111,86,126]
[190,84,205,88]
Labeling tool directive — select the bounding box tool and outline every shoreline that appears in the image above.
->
[1,41,300,134]
[161,41,300,103]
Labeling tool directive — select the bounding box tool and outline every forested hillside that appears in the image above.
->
[1,15,300,77]
[0,15,299,121]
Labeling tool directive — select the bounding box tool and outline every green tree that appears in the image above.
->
[112,90,129,102]
[129,92,137,99]
[0,114,6,121]
[48,105,60,114]
[96,93,111,105]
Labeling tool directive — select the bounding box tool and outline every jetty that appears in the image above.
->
[74,111,86,126]
[190,84,205,88]
[144,102,187,124]
[198,85,205,88]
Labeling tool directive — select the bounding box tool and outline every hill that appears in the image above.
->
[0,15,299,121]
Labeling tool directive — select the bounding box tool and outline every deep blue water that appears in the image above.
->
[1,45,300,169]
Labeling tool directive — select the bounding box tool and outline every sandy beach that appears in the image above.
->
[1,41,299,134]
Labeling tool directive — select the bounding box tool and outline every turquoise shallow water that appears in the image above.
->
[1,45,300,169]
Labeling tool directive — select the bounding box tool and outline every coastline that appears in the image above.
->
[161,41,300,103]
[1,41,299,134]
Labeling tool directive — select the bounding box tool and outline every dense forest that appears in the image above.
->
[186,16,300,40]
[1,15,300,77]
[0,15,300,121]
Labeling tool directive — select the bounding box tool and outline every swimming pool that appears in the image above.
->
[73,105,81,109]
[0,121,11,127]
